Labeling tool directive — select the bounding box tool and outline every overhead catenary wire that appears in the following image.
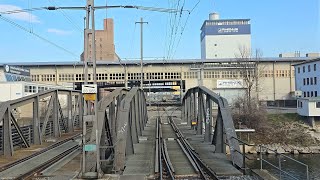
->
[0,15,78,58]
[47,0,83,33]
[171,0,201,59]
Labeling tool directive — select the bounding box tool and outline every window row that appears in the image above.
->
[303,77,317,86]
[298,101,320,108]
[24,85,55,93]
[262,70,295,78]
[303,91,318,98]
[297,64,317,73]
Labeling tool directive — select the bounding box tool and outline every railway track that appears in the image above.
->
[156,116,220,180]
[0,133,83,179]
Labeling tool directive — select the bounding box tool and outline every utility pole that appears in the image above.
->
[82,0,100,178]
[135,18,148,90]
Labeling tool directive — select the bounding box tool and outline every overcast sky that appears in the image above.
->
[0,0,319,62]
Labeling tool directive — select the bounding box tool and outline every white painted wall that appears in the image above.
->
[202,34,251,59]
[0,71,7,81]
[212,88,246,104]
[297,99,320,116]
[201,39,206,59]
[0,83,23,102]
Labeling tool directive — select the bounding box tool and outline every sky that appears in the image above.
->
[0,0,319,63]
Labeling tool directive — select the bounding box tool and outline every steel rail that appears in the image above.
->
[15,145,80,179]
[169,117,219,180]
[0,133,81,172]
[157,118,175,180]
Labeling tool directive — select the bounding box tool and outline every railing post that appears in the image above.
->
[52,91,60,137]
[28,126,31,144]
[186,94,191,126]
[260,145,263,170]
[3,107,13,156]
[196,92,201,135]
[79,94,83,128]
[67,91,74,132]
[243,143,246,175]
[279,155,281,180]
[33,96,41,145]
[204,95,212,142]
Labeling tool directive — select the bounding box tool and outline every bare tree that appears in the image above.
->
[235,46,263,110]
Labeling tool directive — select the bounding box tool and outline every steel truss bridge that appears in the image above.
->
[0,86,309,179]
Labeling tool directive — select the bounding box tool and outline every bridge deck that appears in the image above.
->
[176,121,243,177]
[122,115,156,176]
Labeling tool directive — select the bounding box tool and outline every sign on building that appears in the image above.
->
[217,79,244,89]
[4,64,30,76]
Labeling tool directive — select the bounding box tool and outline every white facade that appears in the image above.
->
[200,16,251,59]
[294,58,320,116]
[297,98,320,116]
[202,34,251,59]
[0,82,69,102]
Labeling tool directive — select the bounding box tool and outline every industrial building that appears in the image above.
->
[80,18,119,61]
[1,56,314,105]
[201,13,251,59]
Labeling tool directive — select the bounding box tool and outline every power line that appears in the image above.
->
[47,0,83,32]
[0,15,78,58]
[171,0,200,59]
[0,7,47,15]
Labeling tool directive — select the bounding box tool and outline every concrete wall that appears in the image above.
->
[202,35,251,59]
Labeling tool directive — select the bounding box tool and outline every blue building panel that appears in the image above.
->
[201,24,251,40]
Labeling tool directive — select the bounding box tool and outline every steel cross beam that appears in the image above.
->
[181,86,243,168]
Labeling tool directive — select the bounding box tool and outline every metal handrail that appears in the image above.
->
[229,136,309,180]
[261,159,299,180]
[258,145,309,180]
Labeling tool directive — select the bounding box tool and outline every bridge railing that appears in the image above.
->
[82,88,128,174]
[0,89,82,156]
[181,86,243,168]
[113,87,148,172]
[82,88,148,176]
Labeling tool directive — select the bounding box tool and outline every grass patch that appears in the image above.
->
[267,113,302,123]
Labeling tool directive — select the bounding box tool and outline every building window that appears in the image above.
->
[315,77,317,85]
[298,67,300,73]
[316,91,318,97]
[303,78,305,85]
[311,77,313,85]
[303,66,305,73]
[298,101,303,108]
[311,91,314,97]
[308,65,311,72]
[304,92,306,97]
[307,91,310,97]
[307,78,309,85]
[314,64,317,71]
[316,102,320,108]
